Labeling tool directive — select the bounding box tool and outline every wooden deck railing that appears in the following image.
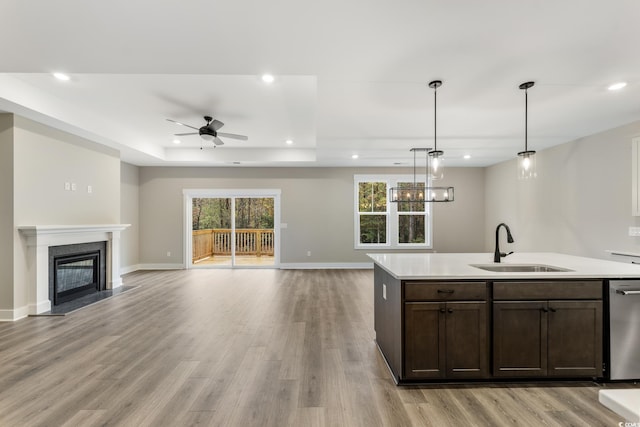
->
[193,229,275,261]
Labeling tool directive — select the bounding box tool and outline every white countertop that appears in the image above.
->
[368,252,640,280]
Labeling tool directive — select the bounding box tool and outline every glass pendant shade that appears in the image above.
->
[428,150,444,180]
[517,150,536,180]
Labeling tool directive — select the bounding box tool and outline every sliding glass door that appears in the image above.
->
[185,189,280,268]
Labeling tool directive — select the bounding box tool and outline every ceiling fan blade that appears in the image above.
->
[174,132,198,136]
[217,132,248,141]
[213,137,225,146]
[211,119,224,131]
[166,118,199,131]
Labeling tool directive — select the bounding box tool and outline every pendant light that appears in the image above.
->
[428,80,444,180]
[389,148,454,203]
[517,81,536,179]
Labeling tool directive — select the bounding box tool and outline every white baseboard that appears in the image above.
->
[29,300,51,315]
[279,262,373,270]
[0,306,29,322]
[120,264,142,275]
[136,263,185,270]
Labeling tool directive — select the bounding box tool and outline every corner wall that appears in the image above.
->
[120,162,140,272]
[0,115,14,313]
[485,120,640,259]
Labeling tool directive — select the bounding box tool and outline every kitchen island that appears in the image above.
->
[369,252,640,384]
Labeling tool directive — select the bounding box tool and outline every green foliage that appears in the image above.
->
[192,197,274,230]
[360,215,387,244]
[398,214,425,244]
[358,182,387,212]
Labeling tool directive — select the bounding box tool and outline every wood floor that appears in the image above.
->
[0,268,635,426]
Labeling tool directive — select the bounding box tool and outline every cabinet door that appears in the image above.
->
[445,302,488,378]
[404,302,445,379]
[547,300,603,377]
[493,301,547,377]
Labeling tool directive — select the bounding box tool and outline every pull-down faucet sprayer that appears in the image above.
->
[494,223,515,263]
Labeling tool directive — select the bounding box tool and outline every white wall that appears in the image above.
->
[138,166,486,266]
[485,119,640,259]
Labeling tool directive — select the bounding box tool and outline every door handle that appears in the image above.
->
[616,289,640,295]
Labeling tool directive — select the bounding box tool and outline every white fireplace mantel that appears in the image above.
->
[18,224,130,315]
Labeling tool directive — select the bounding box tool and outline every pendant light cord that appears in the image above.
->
[524,87,528,152]
[433,85,437,151]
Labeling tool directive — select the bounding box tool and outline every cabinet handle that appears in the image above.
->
[440,308,446,313]
[447,308,453,314]
[549,307,557,313]
[437,289,455,294]
[540,307,549,313]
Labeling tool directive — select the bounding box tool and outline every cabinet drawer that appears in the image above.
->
[404,281,487,301]
[493,280,602,300]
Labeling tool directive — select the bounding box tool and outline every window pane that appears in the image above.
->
[396,182,425,212]
[359,215,387,244]
[358,182,387,212]
[398,215,425,244]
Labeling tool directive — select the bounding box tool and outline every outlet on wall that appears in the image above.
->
[307,251,311,257]
[166,251,171,257]
[64,182,70,191]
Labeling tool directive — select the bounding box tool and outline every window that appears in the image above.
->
[354,175,432,249]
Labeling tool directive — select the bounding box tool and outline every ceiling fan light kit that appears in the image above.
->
[517,81,537,180]
[167,115,248,146]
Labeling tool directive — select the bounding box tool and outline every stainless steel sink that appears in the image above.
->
[470,264,574,273]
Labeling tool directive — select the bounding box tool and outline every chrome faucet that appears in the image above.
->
[494,223,514,263]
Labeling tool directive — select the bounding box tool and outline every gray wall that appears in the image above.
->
[138,166,486,265]
[120,162,140,269]
[5,115,121,316]
[485,119,640,259]
[0,115,14,311]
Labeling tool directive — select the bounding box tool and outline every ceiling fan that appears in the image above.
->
[167,116,248,146]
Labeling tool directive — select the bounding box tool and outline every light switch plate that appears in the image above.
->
[629,227,640,236]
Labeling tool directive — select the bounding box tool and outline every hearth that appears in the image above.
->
[49,242,106,306]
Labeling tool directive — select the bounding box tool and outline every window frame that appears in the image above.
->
[354,175,433,250]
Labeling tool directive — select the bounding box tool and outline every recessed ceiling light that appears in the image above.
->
[352,154,359,159]
[608,82,627,91]
[285,139,293,145]
[53,72,70,81]
[262,74,275,84]
[172,139,181,144]
[464,154,471,159]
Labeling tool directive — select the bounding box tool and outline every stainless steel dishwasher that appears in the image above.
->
[609,280,640,380]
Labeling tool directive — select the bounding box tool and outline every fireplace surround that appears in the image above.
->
[18,224,129,315]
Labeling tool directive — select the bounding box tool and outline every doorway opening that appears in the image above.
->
[184,189,281,268]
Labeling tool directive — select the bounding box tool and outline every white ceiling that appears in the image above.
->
[1,0,639,167]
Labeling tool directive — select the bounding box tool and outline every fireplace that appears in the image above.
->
[49,241,107,306]
[17,224,129,317]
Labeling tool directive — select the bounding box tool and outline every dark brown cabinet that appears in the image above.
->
[493,280,603,379]
[404,282,488,380]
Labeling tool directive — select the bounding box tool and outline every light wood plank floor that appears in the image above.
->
[0,269,635,426]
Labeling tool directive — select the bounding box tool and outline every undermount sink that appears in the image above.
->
[470,264,574,273]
